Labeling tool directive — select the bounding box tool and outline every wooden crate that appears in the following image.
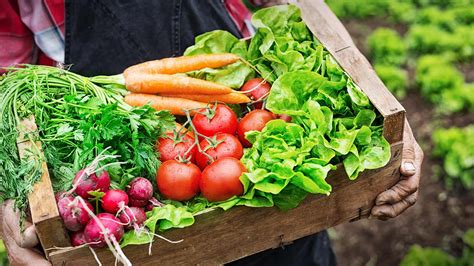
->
[18,0,405,264]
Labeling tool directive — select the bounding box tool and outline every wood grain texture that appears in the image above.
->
[17,117,71,254]
[296,0,405,143]
[49,142,402,265]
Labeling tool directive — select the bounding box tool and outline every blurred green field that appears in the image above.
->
[326,0,474,265]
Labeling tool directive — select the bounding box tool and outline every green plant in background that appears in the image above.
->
[432,125,474,189]
[400,229,474,266]
[326,0,417,23]
[414,6,458,30]
[0,239,7,266]
[415,55,473,113]
[406,25,455,56]
[367,28,407,66]
[374,65,408,99]
[407,24,474,61]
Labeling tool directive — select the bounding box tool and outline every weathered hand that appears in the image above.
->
[371,119,423,220]
[0,200,51,265]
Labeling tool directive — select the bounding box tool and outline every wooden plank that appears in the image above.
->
[16,117,71,255]
[49,142,402,265]
[296,0,405,143]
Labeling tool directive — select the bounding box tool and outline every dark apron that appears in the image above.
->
[64,1,336,265]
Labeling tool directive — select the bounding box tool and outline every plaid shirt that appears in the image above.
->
[0,0,264,70]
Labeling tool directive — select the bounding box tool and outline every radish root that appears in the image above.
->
[77,197,132,266]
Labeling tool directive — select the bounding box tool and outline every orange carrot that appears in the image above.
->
[125,72,234,95]
[124,53,240,77]
[124,93,207,116]
[161,92,251,104]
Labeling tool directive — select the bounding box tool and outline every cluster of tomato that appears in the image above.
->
[155,78,290,203]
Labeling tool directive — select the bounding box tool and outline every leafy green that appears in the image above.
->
[120,205,194,247]
[41,99,174,191]
[0,65,174,218]
[400,245,456,266]
[415,55,473,114]
[400,229,474,266]
[0,239,7,266]
[374,65,408,99]
[184,30,255,88]
[433,125,474,189]
[326,0,416,23]
[200,5,391,210]
[367,28,407,66]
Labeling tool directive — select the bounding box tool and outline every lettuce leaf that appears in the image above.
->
[120,205,194,247]
[184,30,254,88]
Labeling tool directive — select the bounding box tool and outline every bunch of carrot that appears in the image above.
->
[123,53,250,115]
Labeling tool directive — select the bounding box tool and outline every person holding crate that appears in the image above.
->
[0,0,423,265]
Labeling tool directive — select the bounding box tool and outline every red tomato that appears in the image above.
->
[192,104,238,138]
[278,114,292,122]
[196,133,243,170]
[156,132,196,162]
[241,78,271,109]
[156,160,201,201]
[237,110,276,147]
[200,157,246,202]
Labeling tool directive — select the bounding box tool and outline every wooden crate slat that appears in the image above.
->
[17,117,71,254]
[48,142,402,265]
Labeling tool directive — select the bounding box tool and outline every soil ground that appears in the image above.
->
[330,19,474,266]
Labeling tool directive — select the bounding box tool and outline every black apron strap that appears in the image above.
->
[65,0,242,76]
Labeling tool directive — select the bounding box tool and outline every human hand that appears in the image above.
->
[1,200,51,265]
[371,119,423,220]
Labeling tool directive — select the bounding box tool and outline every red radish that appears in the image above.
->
[119,207,147,230]
[145,197,163,212]
[101,190,129,214]
[73,169,110,199]
[71,231,87,247]
[241,78,271,109]
[57,195,93,232]
[127,177,153,201]
[237,110,276,147]
[84,213,124,248]
[55,191,66,202]
[129,197,149,208]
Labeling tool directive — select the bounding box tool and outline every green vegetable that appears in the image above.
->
[367,28,407,66]
[415,55,472,113]
[184,30,255,88]
[374,64,408,99]
[400,228,474,266]
[327,0,416,23]
[433,125,474,189]
[0,65,174,217]
[400,245,456,266]
[204,6,390,210]
[42,100,173,191]
[120,204,194,247]
[0,239,7,266]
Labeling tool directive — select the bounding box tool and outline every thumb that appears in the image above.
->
[3,201,39,248]
[400,120,416,176]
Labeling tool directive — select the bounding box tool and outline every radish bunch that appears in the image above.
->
[57,160,157,249]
